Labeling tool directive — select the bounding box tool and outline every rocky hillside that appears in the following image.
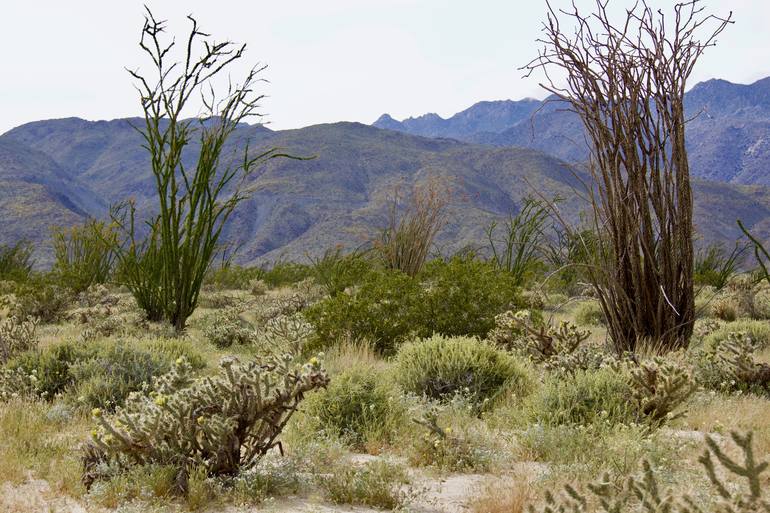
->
[375,77,770,186]
[1,119,768,265]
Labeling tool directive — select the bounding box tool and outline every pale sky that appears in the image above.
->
[2,0,768,135]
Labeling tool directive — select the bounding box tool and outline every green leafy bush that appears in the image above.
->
[394,334,532,404]
[7,342,87,398]
[84,355,329,489]
[51,219,117,293]
[524,367,634,426]
[318,459,411,510]
[204,264,265,291]
[419,256,522,339]
[261,261,313,288]
[304,270,424,354]
[309,247,373,296]
[10,275,73,323]
[703,320,770,352]
[0,241,34,282]
[301,364,405,449]
[574,300,606,326]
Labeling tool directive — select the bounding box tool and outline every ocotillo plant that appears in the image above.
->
[112,8,295,331]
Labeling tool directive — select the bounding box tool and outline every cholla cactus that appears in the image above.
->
[203,307,255,348]
[715,332,770,391]
[249,279,268,297]
[692,318,724,340]
[83,355,329,490]
[260,314,314,356]
[529,431,769,513]
[493,310,590,364]
[629,357,696,426]
[0,315,38,363]
[0,367,41,401]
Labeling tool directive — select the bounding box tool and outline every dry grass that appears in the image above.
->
[469,477,533,513]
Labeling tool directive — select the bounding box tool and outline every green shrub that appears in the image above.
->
[0,241,34,282]
[524,367,634,426]
[419,255,522,338]
[136,338,206,371]
[394,334,532,404]
[703,320,770,352]
[10,274,73,323]
[8,342,87,399]
[69,342,173,410]
[309,247,373,296]
[302,364,405,449]
[304,270,424,354]
[318,459,411,510]
[204,264,265,291]
[51,219,117,293]
[261,261,313,288]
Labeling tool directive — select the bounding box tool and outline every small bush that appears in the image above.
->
[710,296,739,321]
[524,367,634,426]
[394,334,532,404]
[419,255,522,339]
[10,275,73,323]
[8,342,87,399]
[696,332,770,395]
[309,246,372,296]
[302,364,405,449]
[0,241,34,282]
[305,270,424,354]
[318,459,411,510]
[204,264,265,291]
[261,261,313,288]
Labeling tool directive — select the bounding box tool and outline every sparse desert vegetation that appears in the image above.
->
[1,1,770,513]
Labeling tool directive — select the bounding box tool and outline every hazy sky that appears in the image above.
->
[2,0,769,134]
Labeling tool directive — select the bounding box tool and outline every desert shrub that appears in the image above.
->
[51,218,117,293]
[394,334,532,405]
[409,409,500,471]
[204,264,265,291]
[136,338,206,371]
[710,296,739,321]
[10,275,73,323]
[0,316,38,364]
[259,314,314,356]
[7,342,87,399]
[318,459,412,510]
[302,364,405,449]
[309,246,373,296]
[524,367,634,426]
[703,320,770,352]
[754,285,770,319]
[202,307,254,348]
[69,342,173,410]
[260,261,313,288]
[304,270,424,354]
[419,255,522,338]
[574,300,605,326]
[692,318,725,341]
[0,241,34,282]
[84,355,329,489]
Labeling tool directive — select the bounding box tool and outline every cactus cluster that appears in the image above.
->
[0,315,38,363]
[202,307,255,348]
[530,430,769,513]
[260,314,314,356]
[83,354,329,490]
[628,357,696,427]
[715,332,770,392]
[492,310,591,366]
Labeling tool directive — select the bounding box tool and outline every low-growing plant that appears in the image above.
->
[409,409,497,471]
[9,274,73,323]
[574,300,606,326]
[524,367,634,426]
[494,310,591,365]
[707,332,770,395]
[260,261,314,288]
[318,459,413,510]
[204,264,265,291]
[395,334,532,405]
[301,364,405,450]
[84,355,329,490]
[703,320,770,352]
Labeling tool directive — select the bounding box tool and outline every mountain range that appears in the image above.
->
[2,76,770,266]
